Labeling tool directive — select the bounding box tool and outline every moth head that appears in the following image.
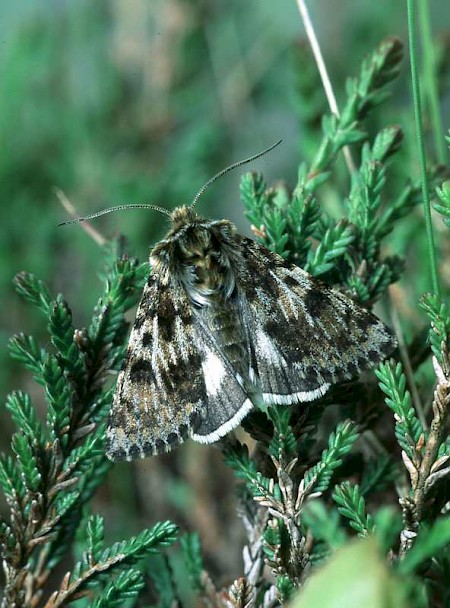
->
[170,205,199,229]
[150,208,237,302]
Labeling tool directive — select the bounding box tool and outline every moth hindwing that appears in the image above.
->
[106,205,396,461]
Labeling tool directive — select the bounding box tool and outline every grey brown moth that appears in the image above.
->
[100,149,396,461]
[60,142,396,461]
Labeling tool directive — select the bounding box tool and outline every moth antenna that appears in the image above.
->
[58,204,172,226]
[190,139,282,209]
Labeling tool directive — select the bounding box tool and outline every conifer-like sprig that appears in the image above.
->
[241,39,447,313]
[3,27,450,607]
[420,293,450,373]
[224,412,359,587]
[44,520,178,608]
[301,500,347,553]
[307,37,404,178]
[375,297,450,562]
[332,482,375,537]
[375,361,424,466]
[180,532,206,594]
[435,178,450,227]
[180,532,221,606]
[1,248,176,607]
[239,38,445,307]
[360,454,398,497]
[302,421,360,497]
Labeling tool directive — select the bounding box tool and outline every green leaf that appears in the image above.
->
[277,575,296,603]
[180,532,205,593]
[434,180,450,227]
[306,221,355,276]
[148,554,178,608]
[0,454,27,501]
[264,207,289,257]
[87,255,144,369]
[62,429,105,478]
[55,521,178,606]
[98,521,178,567]
[360,455,397,497]
[44,355,72,445]
[86,514,105,562]
[420,293,450,369]
[293,538,409,608]
[262,517,290,564]
[371,125,404,161]
[285,193,320,266]
[240,171,269,230]
[48,294,86,386]
[372,507,403,555]
[366,257,404,302]
[302,500,347,550]
[353,37,404,118]
[268,406,297,461]
[223,443,280,503]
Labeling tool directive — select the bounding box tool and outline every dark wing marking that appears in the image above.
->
[189,304,254,443]
[236,237,396,404]
[106,276,206,461]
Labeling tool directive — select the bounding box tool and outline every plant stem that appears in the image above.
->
[413,384,449,521]
[417,0,447,164]
[55,189,106,246]
[406,0,441,298]
[294,0,355,174]
[389,291,427,430]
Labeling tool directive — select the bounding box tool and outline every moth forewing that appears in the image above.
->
[105,276,206,460]
[235,236,395,404]
[106,206,396,461]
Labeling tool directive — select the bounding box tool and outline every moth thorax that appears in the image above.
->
[173,227,234,305]
[184,256,235,307]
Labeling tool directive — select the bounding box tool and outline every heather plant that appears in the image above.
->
[1,2,450,607]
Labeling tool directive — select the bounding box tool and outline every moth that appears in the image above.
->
[104,202,396,461]
[65,143,395,461]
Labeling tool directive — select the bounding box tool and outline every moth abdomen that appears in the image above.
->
[196,301,250,383]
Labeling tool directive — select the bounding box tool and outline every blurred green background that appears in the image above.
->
[1,0,449,586]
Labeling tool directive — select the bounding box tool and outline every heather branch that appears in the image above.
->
[43,521,178,608]
[413,382,450,521]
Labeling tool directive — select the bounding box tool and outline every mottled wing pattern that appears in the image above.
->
[106,276,206,461]
[189,308,254,444]
[237,237,395,405]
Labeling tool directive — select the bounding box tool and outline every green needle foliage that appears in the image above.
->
[2,21,450,608]
[332,482,375,537]
[376,361,424,463]
[217,34,449,608]
[1,249,178,607]
[180,532,206,594]
[435,181,450,225]
[240,38,440,308]
[434,133,450,225]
